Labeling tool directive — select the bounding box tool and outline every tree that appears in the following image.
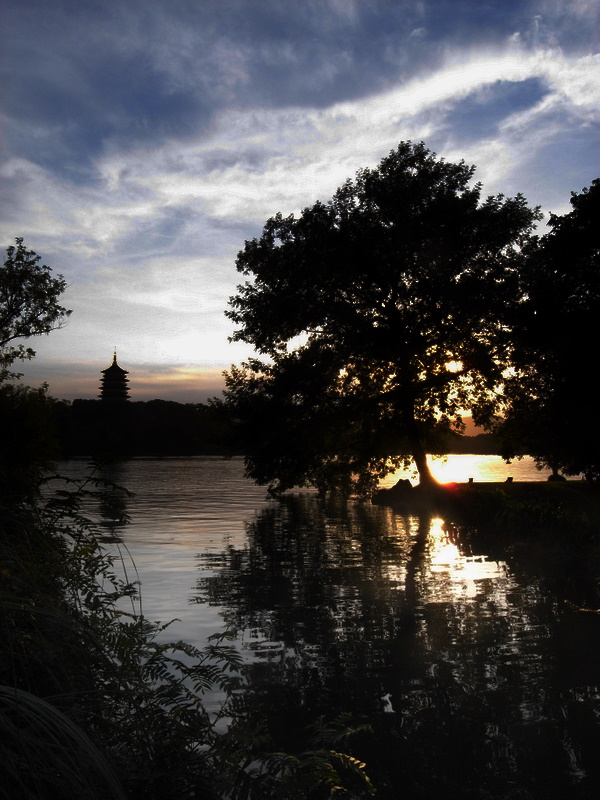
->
[498,179,600,479]
[1,237,71,381]
[224,142,540,495]
[0,382,67,499]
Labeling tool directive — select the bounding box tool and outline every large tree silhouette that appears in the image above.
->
[499,179,600,479]
[225,142,539,493]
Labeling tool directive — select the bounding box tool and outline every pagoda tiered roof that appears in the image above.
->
[99,350,130,401]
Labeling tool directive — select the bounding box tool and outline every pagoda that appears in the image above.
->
[99,350,130,402]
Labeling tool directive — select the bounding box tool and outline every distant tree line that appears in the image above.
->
[1,392,240,498]
[54,398,239,458]
[57,398,504,460]
[3,390,500,468]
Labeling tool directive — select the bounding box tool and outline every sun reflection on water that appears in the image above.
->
[425,517,506,601]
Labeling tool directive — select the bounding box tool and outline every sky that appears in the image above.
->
[1,0,598,405]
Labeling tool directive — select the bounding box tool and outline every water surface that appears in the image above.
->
[53,456,600,799]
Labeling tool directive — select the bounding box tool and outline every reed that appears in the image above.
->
[0,685,126,800]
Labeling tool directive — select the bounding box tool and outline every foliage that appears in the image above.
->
[233,714,375,800]
[0,237,71,381]
[225,141,540,492]
[1,464,375,799]
[0,686,127,800]
[0,381,67,501]
[498,179,600,478]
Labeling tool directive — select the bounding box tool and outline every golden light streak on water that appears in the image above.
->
[425,517,507,601]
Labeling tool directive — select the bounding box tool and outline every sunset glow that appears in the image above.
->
[382,454,551,485]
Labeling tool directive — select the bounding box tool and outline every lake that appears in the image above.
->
[53,455,600,799]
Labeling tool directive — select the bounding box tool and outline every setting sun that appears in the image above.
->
[446,360,463,372]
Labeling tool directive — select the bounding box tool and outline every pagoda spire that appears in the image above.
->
[99,349,130,402]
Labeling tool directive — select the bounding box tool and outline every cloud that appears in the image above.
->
[85,46,599,227]
[2,2,598,401]
[4,43,597,262]
[12,0,595,177]
[3,41,598,272]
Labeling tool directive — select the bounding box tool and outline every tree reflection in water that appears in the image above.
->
[194,494,600,799]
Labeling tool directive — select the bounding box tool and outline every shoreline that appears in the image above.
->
[372,479,600,532]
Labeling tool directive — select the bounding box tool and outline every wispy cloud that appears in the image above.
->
[2,1,598,400]
[7,44,596,245]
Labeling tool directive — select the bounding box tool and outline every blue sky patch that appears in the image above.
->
[444,78,550,142]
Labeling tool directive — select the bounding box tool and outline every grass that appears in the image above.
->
[0,685,127,800]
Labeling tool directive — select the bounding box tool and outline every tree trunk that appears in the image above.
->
[408,431,437,486]
[401,391,438,487]
[399,382,438,487]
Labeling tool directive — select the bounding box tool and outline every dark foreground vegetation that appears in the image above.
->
[1,467,376,799]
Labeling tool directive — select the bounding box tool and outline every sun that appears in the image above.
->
[445,360,463,373]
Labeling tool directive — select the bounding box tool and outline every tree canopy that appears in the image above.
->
[498,178,600,479]
[224,142,540,495]
[1,237,71,381]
